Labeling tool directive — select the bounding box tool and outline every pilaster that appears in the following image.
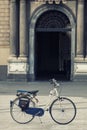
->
[8,0,29,81]
[10,0,18,58]
[76,0,84,58]
[19,0,28,58]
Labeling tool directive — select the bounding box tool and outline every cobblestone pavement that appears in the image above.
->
[0,81,87,130]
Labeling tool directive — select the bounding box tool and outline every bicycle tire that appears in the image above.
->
[10,96,35,124]
[49,97,76,125]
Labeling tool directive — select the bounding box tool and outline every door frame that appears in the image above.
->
[29,4,76,80]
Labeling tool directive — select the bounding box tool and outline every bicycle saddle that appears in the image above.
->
[17,90,39,96]
[28,90,39,95]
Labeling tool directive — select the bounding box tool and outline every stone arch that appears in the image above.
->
[36,10,70,28]
[29,3,76,80]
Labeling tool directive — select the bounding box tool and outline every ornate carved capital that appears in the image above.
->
[20,0,26,3]
[78,0,84,4]
[10,0,16,3]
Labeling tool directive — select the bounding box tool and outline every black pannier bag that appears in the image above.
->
[19,98,30,110]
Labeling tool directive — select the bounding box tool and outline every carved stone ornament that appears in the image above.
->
[31,0,67,3]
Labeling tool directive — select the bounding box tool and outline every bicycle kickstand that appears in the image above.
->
[38,117,43,124]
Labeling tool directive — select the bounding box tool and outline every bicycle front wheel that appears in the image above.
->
[10,96,35,124]
[49,97,76,125]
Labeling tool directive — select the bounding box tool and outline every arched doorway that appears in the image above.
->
[35,10,71,80]
[29,4,75,81]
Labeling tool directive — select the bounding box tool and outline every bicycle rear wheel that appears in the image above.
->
[10,96,35,124]
[49,97,76,125]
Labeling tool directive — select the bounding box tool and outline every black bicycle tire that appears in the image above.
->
[49,97,76,125]
[10,96,35,124]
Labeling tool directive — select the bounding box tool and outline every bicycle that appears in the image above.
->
[10,79,76,125]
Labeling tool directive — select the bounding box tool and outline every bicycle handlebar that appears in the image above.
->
[50,78,60,87]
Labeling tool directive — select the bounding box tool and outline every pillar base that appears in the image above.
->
[27,74,35,81]
[74,57,87,81]
[74,56,84,62]
[8,56,29,81]
[7,74,28,81]
[73,75,87,81]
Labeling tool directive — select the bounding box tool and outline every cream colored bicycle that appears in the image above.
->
[10,79,76,125]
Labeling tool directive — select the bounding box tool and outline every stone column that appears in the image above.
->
[19,0,27,58]
[76,0,84,59]
[8,0,29,81]
[10,0,17,58]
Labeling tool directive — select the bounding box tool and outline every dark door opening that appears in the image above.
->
[35,31,71,80]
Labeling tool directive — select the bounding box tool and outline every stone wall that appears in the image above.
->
[0,0,10,80]
[0,0,10,46]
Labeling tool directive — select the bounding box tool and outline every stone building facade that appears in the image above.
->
[0,0,87,81]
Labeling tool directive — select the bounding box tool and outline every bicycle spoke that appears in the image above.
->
[10,97,34,124]
[49,97,76,125]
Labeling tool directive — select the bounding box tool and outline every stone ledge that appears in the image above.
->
[7,74,29,81]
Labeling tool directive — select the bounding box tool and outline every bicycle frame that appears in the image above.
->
[31,84,60,111]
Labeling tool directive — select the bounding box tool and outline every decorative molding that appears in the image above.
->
[78,0,84,4]
[10,0,16,3]
[8,61,29,74]
[30,0,67,2]
[20,0,26,4]
[36,10,70,29]
[74,63,87,74]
